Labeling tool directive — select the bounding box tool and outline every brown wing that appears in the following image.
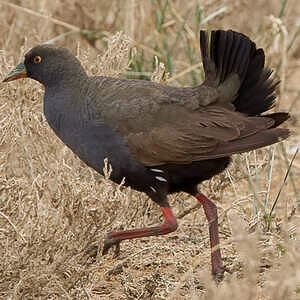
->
[126,105,275,166]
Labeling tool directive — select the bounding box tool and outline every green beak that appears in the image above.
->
[3,61,27,82]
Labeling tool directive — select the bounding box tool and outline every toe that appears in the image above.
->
[102,234,118,255]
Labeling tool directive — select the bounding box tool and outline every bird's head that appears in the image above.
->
[3,44,87,87]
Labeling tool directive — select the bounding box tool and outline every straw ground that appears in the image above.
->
[0,1,299,299]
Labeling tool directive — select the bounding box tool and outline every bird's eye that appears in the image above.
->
[33,56,42,64]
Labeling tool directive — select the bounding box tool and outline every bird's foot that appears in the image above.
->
[212,267,225,283]
[212,265,231,283]
[102,233,121,258]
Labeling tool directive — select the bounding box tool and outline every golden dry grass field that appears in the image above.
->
[0,0,299,299]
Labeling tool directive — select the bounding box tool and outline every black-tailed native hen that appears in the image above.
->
[4,30,290,279]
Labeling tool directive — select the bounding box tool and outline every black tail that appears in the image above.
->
[200,30,284,117]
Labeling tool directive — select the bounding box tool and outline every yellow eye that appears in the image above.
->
[33,56,42,64]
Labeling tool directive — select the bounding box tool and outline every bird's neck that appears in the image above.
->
[43,80,89,140]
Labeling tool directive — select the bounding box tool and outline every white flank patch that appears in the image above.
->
[155,176,167,182]
[150,186,157,192]
[150,168,164,173]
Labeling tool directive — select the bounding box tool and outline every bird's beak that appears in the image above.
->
[3,61,27,82]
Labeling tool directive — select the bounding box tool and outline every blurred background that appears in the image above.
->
[0,0,299,299]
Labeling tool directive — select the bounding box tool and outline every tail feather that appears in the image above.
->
[200,29,280,116]
[226,32,242,80]
[240,49,264,89]
[220,30,234,82]
[235,69,279,115]
[199,29,290,155]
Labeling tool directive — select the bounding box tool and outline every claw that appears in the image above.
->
[212,265,232,282]
[212,266,225,283]
[102,233,121,256]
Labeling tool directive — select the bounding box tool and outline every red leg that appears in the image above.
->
[196,192,224,279]
[102,206,178,256]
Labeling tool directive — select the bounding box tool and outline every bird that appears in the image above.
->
[3,29,290,279]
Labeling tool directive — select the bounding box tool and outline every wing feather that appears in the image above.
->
[126,106,275,166]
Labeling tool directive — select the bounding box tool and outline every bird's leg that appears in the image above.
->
[102,201,178,256]
[195,192,224,279]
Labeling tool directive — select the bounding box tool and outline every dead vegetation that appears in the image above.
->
[0,0,299,299]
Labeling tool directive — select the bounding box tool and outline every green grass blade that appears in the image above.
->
[268,147,298,228]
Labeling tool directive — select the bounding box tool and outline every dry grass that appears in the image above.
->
[0,0,299,299]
